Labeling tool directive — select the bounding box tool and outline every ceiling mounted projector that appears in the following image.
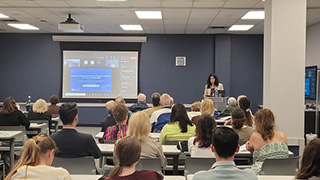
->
[58,14,84,33]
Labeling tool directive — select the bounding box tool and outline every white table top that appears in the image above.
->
[95,132,161,140]
[29,123,47,129]
[164,176,185,180]
[0,131,22,139]
[95,132,104,139]
[98,144,181,156]
[187,174,295,180]
[70,175,101,180]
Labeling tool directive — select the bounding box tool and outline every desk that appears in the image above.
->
[164,176,185,180]
[0,131,22,170]
[70,175,101,180]
[95,132,104,139]
[28,123,47,135]
[187,174,294,180]
[95,132,160,140]
[150,133,160,139]
[215,116,231,125]
[97,144,181,175]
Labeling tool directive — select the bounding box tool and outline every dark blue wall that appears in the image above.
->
[0,33,263,124]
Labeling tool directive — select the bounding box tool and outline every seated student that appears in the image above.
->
[142,92,162,118]
[238,96,254,127]
[187,101,201,122]
[159,103,196,144]
[126,111,166,166]
[100,100,117,133]
[246,108,288,174]
[47,94,60,115]
[5,134,71,180]
[50,103,101,158]
[0,97,30,128]
[129,93,149,113]
[28,98,52,130]
[295,138,320,180]
[101,136,163,180]
[150,93,173,132]
[231,108,254,145]
[103,104,128,141]
[219,97,237,117]
[188,114,217,158]
[193,127,257,180]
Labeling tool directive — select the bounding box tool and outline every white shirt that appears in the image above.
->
[188,136,215,158]
[150,107,171,124]
[11,165,71,180]
[187,111,201,120]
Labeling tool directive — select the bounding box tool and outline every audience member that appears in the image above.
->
[203,73,224,97]
[27,98,52,129]
[296,138,320,180]
[187,101,201,121]
[188,114,216,158]
[100,100,117,133]
[51,103,101,158]
[102,136,163,180]
[103,103,128,141]
[150,93,173,132]
[246,108,288,174]
[143,92,162,118]
[193,127,257,180]
[193,99,215,126]
[126,111,166,166]
[239,96,254,127]
[159,103,195,144]
[0,97,30,128]
[219,97,237,117]
[231,108,254,145]
[129,93,149,113]
[115,96,132,119]
[5,134,71,180]
[47,94,60,115]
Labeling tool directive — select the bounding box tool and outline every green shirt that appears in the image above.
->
[159,121,196,144]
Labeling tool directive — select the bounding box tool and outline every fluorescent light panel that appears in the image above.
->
[228,25,254,31]
[0,13,9,19]
[135,11,162,19]
[242,11,265,20]
[8,23,39,30]
[120,25,143,31]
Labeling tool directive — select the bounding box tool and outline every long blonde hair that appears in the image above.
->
[32,99,48,113]
[200,99,214,116]
[126,111,150,141]
[5,134,57,180]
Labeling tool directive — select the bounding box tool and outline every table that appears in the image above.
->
[187,174,295,180]
[164,176,185,180]
[0,131,22,170]
[95,132,104,139]
[70,175,102,180]
[28,123,47,135]
[150,133,160,139]
[97,144,181,175]
[215,116,231,124]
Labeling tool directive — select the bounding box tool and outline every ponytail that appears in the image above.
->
[108,165,124,177]
[5,134,56,180]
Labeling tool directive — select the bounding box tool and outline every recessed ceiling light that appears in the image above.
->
[0,13,9,19]
[135,11,162,19]
[228,25,254,31]
[120,25,143,31]
[242,11,265,20]
[8,23,39,30]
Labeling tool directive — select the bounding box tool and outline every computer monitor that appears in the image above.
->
[217,90,226,97]
[305,66,317,100]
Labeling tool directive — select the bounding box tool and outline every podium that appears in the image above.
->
[204,97,228,112]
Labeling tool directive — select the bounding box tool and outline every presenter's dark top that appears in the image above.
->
[103,170,163,180]
[47,104,59,115]
[51,128,101,158]
[0,110,30,128]
[27,111,52,129]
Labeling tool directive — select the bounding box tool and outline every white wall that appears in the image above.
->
[306,22,320,66]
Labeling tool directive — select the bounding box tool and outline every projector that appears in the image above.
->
[58,14,84,33]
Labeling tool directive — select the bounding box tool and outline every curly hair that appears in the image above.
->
[194,114,217,148]
[255,108,275,141]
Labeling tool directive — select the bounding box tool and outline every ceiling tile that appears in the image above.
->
[140,19,163,25]
[162,2,193,8]
[97,1,131,7]
[48,8,81,18]
[189,9,219,19]
[163,18,188,25]
[193,2,225,8]
[224,2,257,8]
[0,2,10,7]
[188,18,212,25]
[307,0,320,8]
[19,8,60,19]
[235,19,263,25]
[130,2,161,7]
[64,1,101,7]
[0,8,34,19]
[162,9,191,19]
[1,1,39,7]
[254,1,264,8]
[33,1,70,7]
[216,9,248,19]
[211,18,238,26]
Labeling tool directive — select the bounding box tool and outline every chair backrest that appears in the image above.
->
[185,157,216,175]
[164,141,179,145]
[155,113,171,132]
[29,120,49,135]
[259,156,300,175]
[52,156,96,174]
[136,158,162,172]
[0,126,28,145]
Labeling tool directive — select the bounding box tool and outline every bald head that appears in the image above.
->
[160,93,172,106]
[106,100,116,114]
[115,96,125,104]
[137,93,146,103]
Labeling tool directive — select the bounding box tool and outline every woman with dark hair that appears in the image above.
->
[296,138,320,180]
[188,114,216,157]
[246,108,288,174]
[238,96,254,127]
[0,97,30,128]
[103,136,163,180]
[231,108,254,145]
[159,103,195,144]
[47,94,60,115]
[203,73,224,97]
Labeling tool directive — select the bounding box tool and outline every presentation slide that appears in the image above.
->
[62,51,138,99]
[305,66,317,99]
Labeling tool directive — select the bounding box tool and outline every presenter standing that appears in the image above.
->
[203,73,224,97]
